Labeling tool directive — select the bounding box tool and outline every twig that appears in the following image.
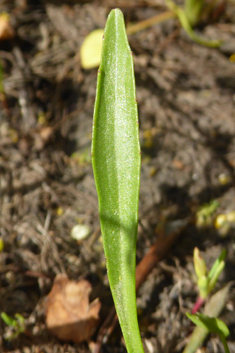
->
[126,11,176,35]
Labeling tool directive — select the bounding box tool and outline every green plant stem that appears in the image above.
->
[165,0,222,47]
[220,334,230,353]
[178,8,221,47]
[126,11,176,35]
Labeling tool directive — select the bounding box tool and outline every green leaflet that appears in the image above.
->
[183,285,230,353]
[186,313,230,353]
[186,313,230,338]
[92,8,144,353]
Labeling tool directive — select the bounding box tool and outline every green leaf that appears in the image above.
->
[15,313,25,328]
[1,313,17,327]
[92,8,144,353]
[184,0,204,26]
[183,285,230,353]
[207,249,226,294]
[186,312,230,353]
[208,260,225,293]
[186,312,230,337]
[208,249,226,282]
[194,247,207,278]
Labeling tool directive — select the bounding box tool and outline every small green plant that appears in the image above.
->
[196,199,219,228]
[187,313,230,353]
[184,249,228,353]
[183,284,230,353]
[92,8,144,353]
[1,312,26,340]
[192,247,225,313]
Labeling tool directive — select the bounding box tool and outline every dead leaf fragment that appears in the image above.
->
[0,13,15,40]
[45,274,101,343]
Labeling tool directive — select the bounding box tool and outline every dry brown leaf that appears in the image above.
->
[45,274,101,343]
[0,13,15,40]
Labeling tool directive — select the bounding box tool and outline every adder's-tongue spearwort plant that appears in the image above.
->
[91,8,145,353]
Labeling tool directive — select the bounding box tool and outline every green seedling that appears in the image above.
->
[92,8,144,353]
[196,199,219,228]
[192,247,225,313]
[71,148,91,166]
[1,312,26,340]
[183,284,230,353]
[187,313,230,353]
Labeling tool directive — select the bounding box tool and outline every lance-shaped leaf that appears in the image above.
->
[92,8,144,353]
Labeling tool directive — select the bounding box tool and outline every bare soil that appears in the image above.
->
[0,1,235,353]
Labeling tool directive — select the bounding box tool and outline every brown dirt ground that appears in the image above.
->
[0,1,235,352]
